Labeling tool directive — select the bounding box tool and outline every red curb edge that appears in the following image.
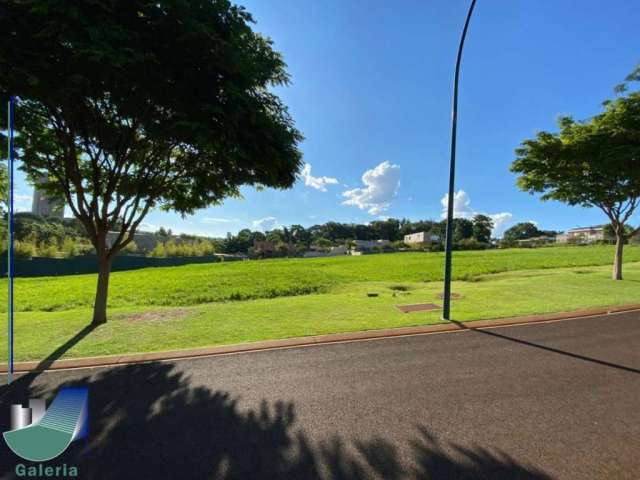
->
[2,303,639,374]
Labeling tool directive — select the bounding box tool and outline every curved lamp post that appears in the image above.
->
[442,0,477,321]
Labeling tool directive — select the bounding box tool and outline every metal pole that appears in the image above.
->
[7,97,15,384]
[442,0,476,321]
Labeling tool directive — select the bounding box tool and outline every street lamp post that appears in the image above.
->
[442,0,477,321]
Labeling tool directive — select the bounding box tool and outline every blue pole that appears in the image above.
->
[7,97,15,384]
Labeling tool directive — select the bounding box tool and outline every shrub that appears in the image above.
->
[456,238,491,251]
[14,240,37,258]
[429,243,444,252]
[37,240,59,258]
[202,239,217,256]
[150,242,167,257]
[61,237,78,258]
[150,238,216,257]
[122,241,138,254]
[76,242,94,255]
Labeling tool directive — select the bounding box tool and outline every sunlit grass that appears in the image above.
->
[4,245,639,312]
[2,260,639,362]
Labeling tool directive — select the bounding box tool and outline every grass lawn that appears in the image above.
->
[2,245,640,312]
[1,245,639,362]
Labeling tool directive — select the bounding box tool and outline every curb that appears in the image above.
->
[2,304,640,374]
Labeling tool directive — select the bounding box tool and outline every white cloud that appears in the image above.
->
[301,163,338,192]
[201,217,239,224]
[252,216,279,231]
[15,194,32,202]
[440,189,514,237]
[342,161,400,215]
[440,190,475,219]
[489,213,514,236]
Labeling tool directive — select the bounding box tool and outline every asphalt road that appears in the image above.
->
[0,311,638,479]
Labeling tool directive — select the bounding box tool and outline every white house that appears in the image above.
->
[404,231,440,245]
[556,226,606,244]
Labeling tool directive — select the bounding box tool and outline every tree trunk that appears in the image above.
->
[92,255,113,325]
[612,231,624,280]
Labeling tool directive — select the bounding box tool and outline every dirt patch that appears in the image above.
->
[396,303,441,313]
[116,308,192,323]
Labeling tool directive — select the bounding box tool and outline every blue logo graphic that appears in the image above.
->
[4,387,89,461]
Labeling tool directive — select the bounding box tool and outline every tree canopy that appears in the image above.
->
[511,65,640,278]
[472,215,493,243]
[502,222,543,244]
[0,0,302,323]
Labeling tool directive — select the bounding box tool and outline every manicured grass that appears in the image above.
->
[2,261,639,361]
[4,245,640,312]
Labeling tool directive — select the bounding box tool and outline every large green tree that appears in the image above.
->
[502,222,542,245]
[472,214,493,243]
[511,66,640,279]
[452,218,474,243]
[0,0,302,323]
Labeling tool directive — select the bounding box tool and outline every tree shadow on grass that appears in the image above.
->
[0,362,552,479]
[4,323,97,393]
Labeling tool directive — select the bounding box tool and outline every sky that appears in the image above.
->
[14,0,640,237]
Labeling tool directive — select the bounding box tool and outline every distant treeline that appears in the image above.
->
[6,213,572,258]
[219,216,499,254]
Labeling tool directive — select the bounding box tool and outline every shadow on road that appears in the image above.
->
[0,362,552,479]
[451,320,640,375]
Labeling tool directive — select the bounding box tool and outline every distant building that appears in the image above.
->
[556,226,606,244]
[515,236,556,248]
[106,230,160,252]
[351,239,391,253]
[403,231,440,245]
[31,176,64,219]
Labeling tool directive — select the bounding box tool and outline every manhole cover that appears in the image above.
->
[395,303,441,313]
[437,292,463,300]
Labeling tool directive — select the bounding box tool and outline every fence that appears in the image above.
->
[0,254,243,277]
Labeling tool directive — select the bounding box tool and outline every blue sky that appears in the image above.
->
[14,0,640,237]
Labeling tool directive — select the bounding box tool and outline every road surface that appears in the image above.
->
[1,311,638,479]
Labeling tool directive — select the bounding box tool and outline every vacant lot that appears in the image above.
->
[4,245,640,312]
[2,245,639,361]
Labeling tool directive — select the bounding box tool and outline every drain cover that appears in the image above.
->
[396,303,441,313]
